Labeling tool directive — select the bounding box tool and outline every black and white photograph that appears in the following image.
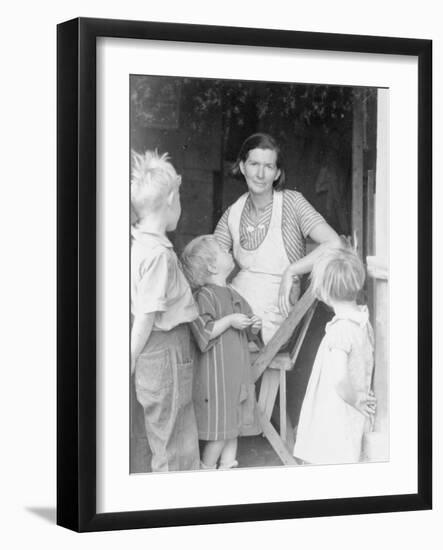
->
[1,0,440,543]
[53,14,431,534]
[129,75,389,474]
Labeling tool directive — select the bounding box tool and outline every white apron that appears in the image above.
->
[228,192,290,344]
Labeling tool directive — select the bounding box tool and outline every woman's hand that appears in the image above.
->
[230,313,253,330]
[278,268,300,317]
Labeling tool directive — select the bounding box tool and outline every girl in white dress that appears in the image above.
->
[293,247,377,465]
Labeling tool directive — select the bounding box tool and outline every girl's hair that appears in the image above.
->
[231,133,286,190]
[311,246,365,304]
[181,235,220,289]
[130,149,180,219]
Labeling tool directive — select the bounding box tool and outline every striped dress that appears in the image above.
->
[214,189,325,263]
[190,284,260,441]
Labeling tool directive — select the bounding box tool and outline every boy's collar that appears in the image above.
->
[131,225,173,248]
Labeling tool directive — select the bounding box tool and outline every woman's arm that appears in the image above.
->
[213,207,233,251]
[279,221,341,315]
[289,222,341,277]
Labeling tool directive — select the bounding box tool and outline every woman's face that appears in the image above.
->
[240,148,281,197]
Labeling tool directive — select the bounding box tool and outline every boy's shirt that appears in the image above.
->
[131,226,198,331]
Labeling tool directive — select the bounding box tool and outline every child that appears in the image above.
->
[293,246,376,465]
[130,149,200,472]
[181,235,262,470]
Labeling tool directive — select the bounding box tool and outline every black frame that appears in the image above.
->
[57,17,432,532]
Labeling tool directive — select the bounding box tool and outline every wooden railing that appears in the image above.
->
[252,287,316,382]
[251,287,318,465]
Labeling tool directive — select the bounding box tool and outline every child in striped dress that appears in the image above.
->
[181,235,262,470]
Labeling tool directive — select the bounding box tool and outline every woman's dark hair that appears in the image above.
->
[231,133,286,190]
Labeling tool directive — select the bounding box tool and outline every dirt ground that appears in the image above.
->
[131,433,282,474]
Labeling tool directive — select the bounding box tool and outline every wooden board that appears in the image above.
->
[252,288,316,382]
[256,409,297,466]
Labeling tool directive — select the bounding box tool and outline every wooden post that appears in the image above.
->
[373,89,389,458]
[366,89,389,461]
[250,297,317,464]
[279,367,287,441]
[256,410,297,465]
[252,288,315,382]
[352,92,364,251]
[366,169,376,323]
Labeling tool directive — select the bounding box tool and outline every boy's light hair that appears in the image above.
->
[131,149,180,219]
[181,235,219,289]
[311,246,365,304]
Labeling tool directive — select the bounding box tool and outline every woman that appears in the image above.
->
[214,133,341,343]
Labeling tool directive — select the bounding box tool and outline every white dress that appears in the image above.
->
[293,306,374,465]
[228,191,290,344]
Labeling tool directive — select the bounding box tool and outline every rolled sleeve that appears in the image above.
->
[134,252,169,315]
[294,193,325,238]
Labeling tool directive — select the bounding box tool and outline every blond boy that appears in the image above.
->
[131,150,199,472]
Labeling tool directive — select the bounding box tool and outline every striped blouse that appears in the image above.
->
[214,189,325,263]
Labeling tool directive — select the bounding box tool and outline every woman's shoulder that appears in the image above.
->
[281,189,307,222]
[282,188,305,202]
[228,192,249,210]
[282,189,324,228]
[215,194,247,225]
